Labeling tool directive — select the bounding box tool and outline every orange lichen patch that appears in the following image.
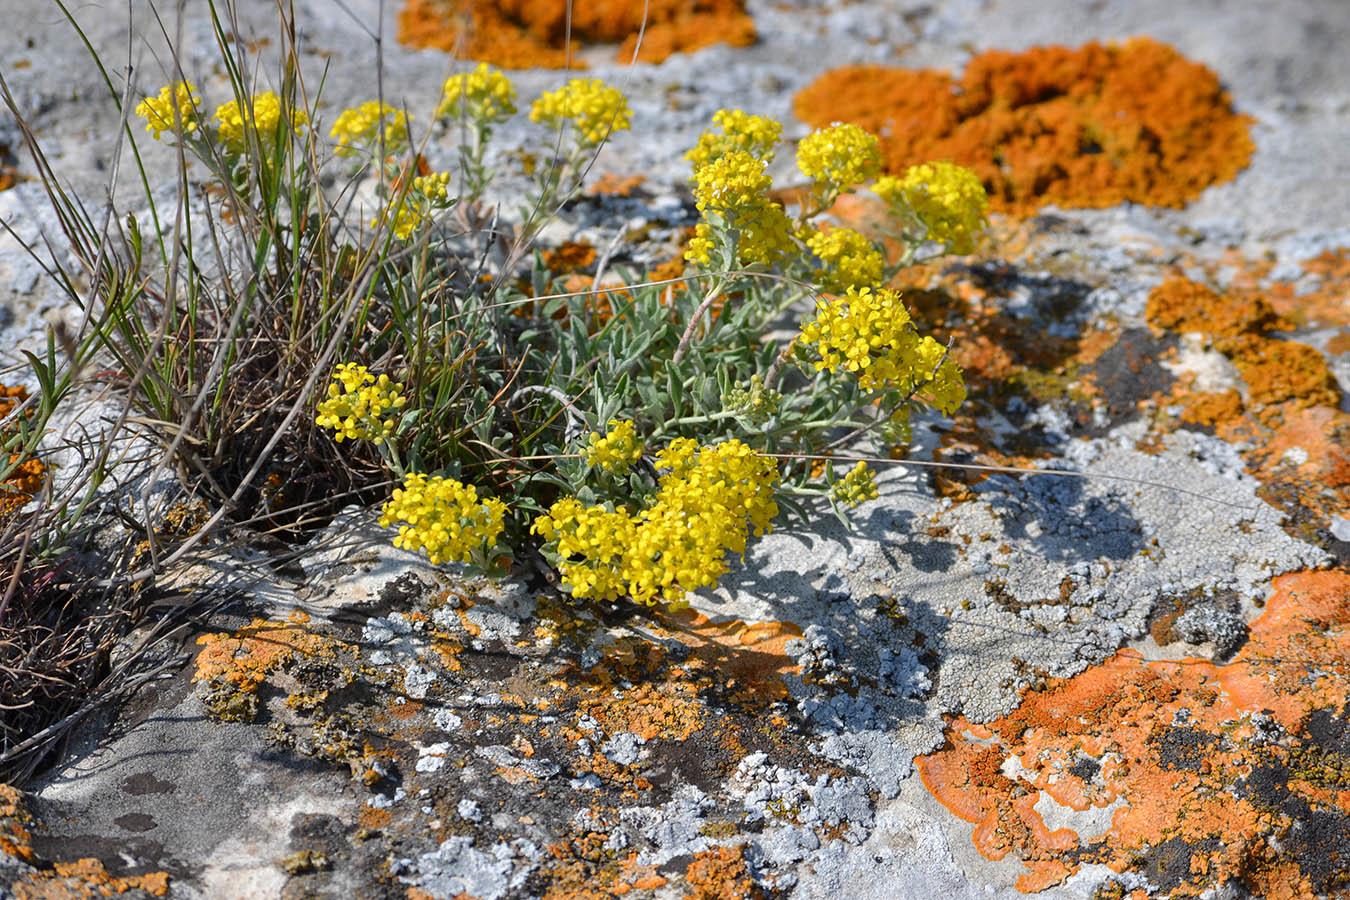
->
[358,804,393,830]
[0,385,47,519]
[544,242,597,276]
[1145,278,1283,337]
[1172,246,1350,331]
[13,858,170,899]
[0,784,36,863]
[192,611,342,693]
[1178,388,1244,427]
[397,0,754,68]
[0,457,45,519]
[1215,334,1341,409]
[654,610,801,701]
[587,174,645,197]
[0,384,30,419]
[684,844,762,900]
[1327,332,1350,356]
[794,38,1254,216]
[1285,248,1350,328]
[540,830,666,900]
[918,570,1350,897]
[580,678,707,743]
[1146,276,1340,410]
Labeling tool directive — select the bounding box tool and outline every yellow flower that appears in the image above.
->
[531,498,636,601]
[798,286,967,411]
[372,172,454,239]
[438,63,517,124]
[330,101,411,157]
[532,437,779,609]
[684,150,793,267]
[684,109,782,170]
[135,81,201,140]
[874,162,988,255]
[832,461,879,508]
[585,419,644,471]
[213,91,308,155]
[805,226,885,293]
[379,474,506,566]
[529,79,631,146]
[412,172,452,203]
[691,150,772,212]
[795,122,880,192]
[314,363,408,442]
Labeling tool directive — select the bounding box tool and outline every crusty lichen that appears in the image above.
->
[795,38,1254,216]
[918,570,1350,897]
[397,0,754,68]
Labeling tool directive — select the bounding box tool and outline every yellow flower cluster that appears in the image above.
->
[531,499,636,600]
[684,108,782,170]
[529,79,631,146]
[374,172,454,239]
[533,437,779,607]
[628,438,778,606]
[798,286,966,411]
[685,149,793,266]
[213,91,308,155]
[585,419,643,471]
[832,461,879,508]
[691,149,774,212]
[135,81,201,139]
[411,171,452,203]
[795,123,881,192]
[330,101,411,157]
[438,63,517,124]
[874,162,988,255]
[722,374,782,423]
[314,363,408,442]
[378,202,424,241]
[379,474,507,566]
[805,226,885,293]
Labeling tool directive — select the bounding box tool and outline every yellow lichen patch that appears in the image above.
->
[684,844,762,900]
[13,858,170,899]
[918,570,1350,897]
[397,0,754,68]
[794,38,1254,216]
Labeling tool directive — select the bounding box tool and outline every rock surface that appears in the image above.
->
[2,0,1350,898]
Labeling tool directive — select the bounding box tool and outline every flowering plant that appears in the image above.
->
[115,38,984,607]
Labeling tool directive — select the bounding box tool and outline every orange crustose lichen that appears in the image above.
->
[917,570,1350,897]
[684,844,763,900]
[794,38,1254,215]
[0,784,36,863]
[13,858,170,899]
[0,385,47,519]
[192,611,337,693]
[1146,276,1341,412]
[398,0,754,68]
